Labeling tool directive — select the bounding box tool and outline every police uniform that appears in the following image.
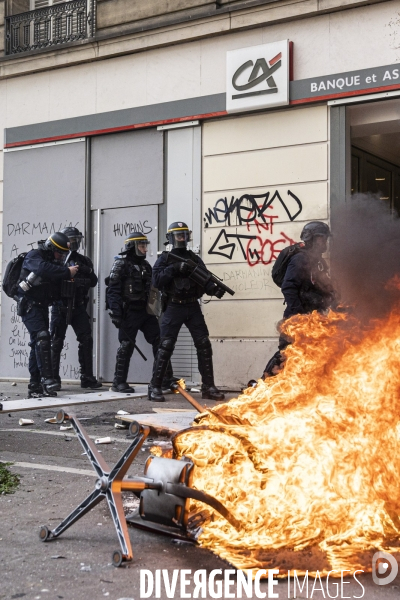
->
[18,233,72,396]
[263,221,337,377]
[281,251,335,319]
[149,222,225,403]
[50,228,101,390]
[107,233,166,393]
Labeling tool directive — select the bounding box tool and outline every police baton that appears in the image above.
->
[119,327,148,362]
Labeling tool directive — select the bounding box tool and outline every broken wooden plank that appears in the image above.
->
[0,389,148,413]
[115,411,198,436]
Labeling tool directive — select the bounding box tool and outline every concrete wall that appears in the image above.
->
[202,105,329,386]
[97,0,216,35]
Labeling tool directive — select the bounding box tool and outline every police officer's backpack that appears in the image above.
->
[2,253,27,298]
[271,243,305,288]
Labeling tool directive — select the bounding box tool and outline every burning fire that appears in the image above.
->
[173,308,400,575]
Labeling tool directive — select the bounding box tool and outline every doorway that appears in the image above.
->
[349,97,400,213]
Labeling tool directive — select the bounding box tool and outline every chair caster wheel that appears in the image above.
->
[39,526,51,542]
[112,549,125,567]
[128,421,140,438]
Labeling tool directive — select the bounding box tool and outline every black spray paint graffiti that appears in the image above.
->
[113,221,152,237]
[205,190,302,266]
[208,229,296,266]
[203,190,302,227]
[7,221,80,257]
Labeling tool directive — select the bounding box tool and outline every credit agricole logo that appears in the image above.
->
[226,40,290,113]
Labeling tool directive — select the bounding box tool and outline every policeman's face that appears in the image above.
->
[313,235,328,254]
[137,243,148,255]
[54,250,67,261]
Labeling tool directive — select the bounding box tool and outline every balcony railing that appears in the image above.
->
[5,0,96,55]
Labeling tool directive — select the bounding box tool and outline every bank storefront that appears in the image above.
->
[2,26,400,387]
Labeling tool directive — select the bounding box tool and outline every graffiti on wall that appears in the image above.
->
[204,190,302,267]
[113,221,152,238]
[3,220,82,377]
[7,221,80,257]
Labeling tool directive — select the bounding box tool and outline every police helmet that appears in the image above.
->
[43,232,70,256]
[61,227,83,252]
[124,232,150,257]
[300,221,331,245]
[167,222,191,249]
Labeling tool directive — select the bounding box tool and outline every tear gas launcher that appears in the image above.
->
[166,253,235,297]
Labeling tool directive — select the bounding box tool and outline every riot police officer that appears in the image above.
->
[18,232,78,397]
[50,227,101,390]
[263,221,337,377]
[107,232,171,393]
[149,222,225,403]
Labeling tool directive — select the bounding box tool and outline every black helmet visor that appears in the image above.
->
[125,237,150,257]
[170,230,190,248]
[67,234,83,252]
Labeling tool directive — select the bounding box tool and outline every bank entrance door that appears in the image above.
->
[349,97,400,212]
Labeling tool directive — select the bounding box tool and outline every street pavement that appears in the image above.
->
[0,380,399,600]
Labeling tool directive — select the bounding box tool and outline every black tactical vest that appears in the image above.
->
[121,259,152,305]
[164,250,203,300]
[300,256,336,312]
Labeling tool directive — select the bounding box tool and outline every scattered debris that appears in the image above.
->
[11,382,17,387]
[122,494,140,516]
[60,425,73,431]
[171,538,195,545]
[44,417,57,424]
[80,565,91,572]
[19,419,34,426]
[189,388,200,393]
[64,437,72,442]
[95,437,112,445]
[51,555,66,559]
[115,423,128,429]
[117,410,129,415]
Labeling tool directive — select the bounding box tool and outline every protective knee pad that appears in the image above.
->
[119,339,134,357]
[160,338,175,353]
[37,330,51,348]
[194,336,212,354]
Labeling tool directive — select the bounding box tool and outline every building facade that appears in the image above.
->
[0,0,399,386]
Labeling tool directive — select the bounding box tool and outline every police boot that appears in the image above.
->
[161,360,179,390]
[263,351,284,378]
[51,335,64,392]
[37,331,58,397]
[28,379,43,398]
[112,340,135,393]
[78,333,102,389]
[149,339,175,402]
[195,336,225,401]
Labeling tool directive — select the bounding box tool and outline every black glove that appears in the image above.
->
[213,286,226,299]
[173,261,192,275]
[110,313,122,328]
[78,264,92,275]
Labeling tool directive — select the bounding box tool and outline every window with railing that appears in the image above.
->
[5,0,96,55]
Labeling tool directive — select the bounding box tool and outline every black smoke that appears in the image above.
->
[331,194,400,320]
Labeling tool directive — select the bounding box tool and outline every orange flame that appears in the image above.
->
[173,309,400,575]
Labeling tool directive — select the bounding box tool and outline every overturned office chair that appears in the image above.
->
[39,409,239,566]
